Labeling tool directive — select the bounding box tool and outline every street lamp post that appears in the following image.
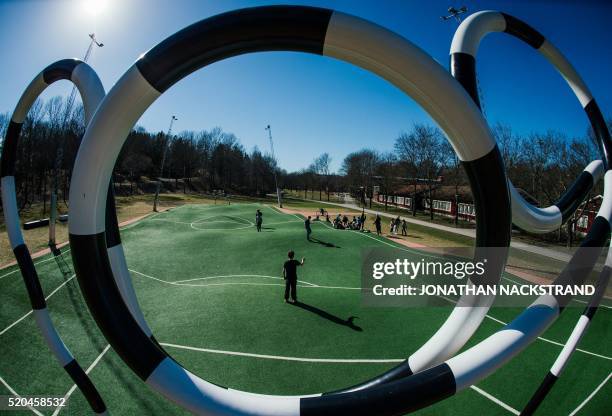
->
[153,115,177,211]
[265,125,283,208]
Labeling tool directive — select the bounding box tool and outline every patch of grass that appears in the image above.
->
[0,202,608,415]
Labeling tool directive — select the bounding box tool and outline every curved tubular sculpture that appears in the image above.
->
[520,254,610,415]
[67,6,511,415]
[450,11,612,233]
[0,59,109,414]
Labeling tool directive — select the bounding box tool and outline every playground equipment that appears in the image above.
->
[2,6,609,416]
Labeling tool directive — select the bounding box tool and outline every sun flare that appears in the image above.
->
[82,0,110,16]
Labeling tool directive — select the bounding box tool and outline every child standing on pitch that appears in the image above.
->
[374,215,382,235]
[255,209,263,232]
[283,250,305,303]
[305,216,312,240]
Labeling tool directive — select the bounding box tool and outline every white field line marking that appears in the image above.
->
[0,376,45,416]
[470,385,520,415]
[0,248,72,280]
[160,342,403,363]
[0,275,75,336]
[482,313,611,361]
[569,297,611,310]
[104,204,188,232]
[190,215,230,225]
[174,274,318,287]
[51,344,111,416]
[568,372,611,416]
[150,218,193,225]
[190,216,254,231]
[131,269,357,290]
[260,220,303,226]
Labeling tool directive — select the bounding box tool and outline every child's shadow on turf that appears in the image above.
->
[291,301,362,331]
[309,237,340,248]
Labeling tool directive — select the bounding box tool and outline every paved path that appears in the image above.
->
[302,198,573,263]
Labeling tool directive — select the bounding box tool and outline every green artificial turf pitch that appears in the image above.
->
[0,203,610,415]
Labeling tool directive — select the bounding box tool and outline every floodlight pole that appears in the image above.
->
[63,34,103,125]
[153,115,177,211]
[265,125,283,208]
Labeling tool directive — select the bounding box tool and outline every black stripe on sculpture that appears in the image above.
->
[301,364,455,415]
[104,182,121,247]
[584,265,610,319]
[0,121,23,177]
[555,171,594,223]
[501,13,545,49]
[324,361,413,395]
[42,59,80,84]
[520,372,558,416]
[70,232,167,380]
[585,99,612,169]
[449,53,480,108]
[13,244,46,310]
[136,6,333,92]
[554,216,610,310]
[64,360,107,413]
[462,146,512,249]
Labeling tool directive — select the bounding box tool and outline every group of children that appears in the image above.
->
[390,216,408,236]
[373,214,407,236]
[332,213,366,230]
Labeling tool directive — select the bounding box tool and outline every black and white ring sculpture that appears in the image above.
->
[68,6,512,415]
[450,11,612,233]
[0,59,109,415]
[449,11,612,414]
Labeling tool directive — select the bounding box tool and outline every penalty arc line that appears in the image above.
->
[174,274,319,287]
[160,342,404,363]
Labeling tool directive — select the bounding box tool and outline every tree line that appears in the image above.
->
[0,97,282,212]
[0,95,608,229]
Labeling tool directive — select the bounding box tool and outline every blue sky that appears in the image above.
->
[0,0,610,172]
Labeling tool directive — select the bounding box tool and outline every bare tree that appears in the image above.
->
[395,123,450,219]
[312,153,331,201]
[376,152,397,211]
[341,149,378,206]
